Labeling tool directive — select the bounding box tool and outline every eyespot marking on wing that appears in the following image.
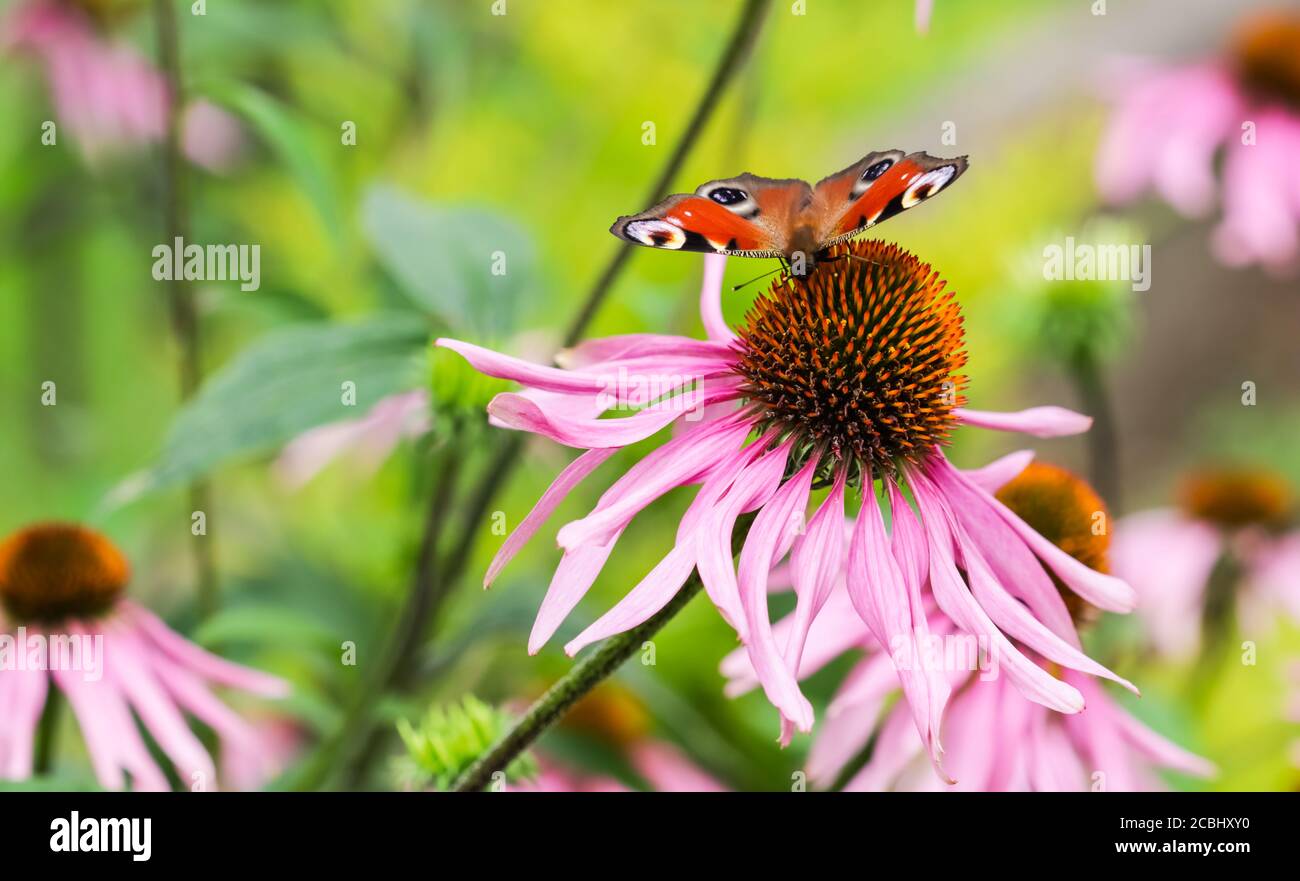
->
[696,183,761,219]
[901,165,958,209]
[623,219,688,250]
[849,152,905,199]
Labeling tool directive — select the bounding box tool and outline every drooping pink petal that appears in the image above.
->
[107,621,219,789]
[486,447,616,588]
[910,470,1086,714]
[782,465,847,674]
[629,741,728,792]
[1213,107,1300,269]
[914,0,933,34]
[935,463,1078,642]
[556,417,750,551]
[846,474,947,775]
[934,456,1137,612]
[961,449,1034,493]
[564,443,756,655]
[807,654,897,786]
[954,405,1092,437]
[555,334,735,370]
[735,450,816,736]
[0,665,47,779]
[950,505,1137,694]
[843,702,925,792]
[1028,706,1089,791]
[436,338,611,394]
[698,253,737,343]
[528,528,624,654]
[128,603,290,697]
[695,441,789,638]
[1109,694,1216,779]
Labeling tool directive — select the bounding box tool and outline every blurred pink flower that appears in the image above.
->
[519,742,726,793]
[724,460,1212,791]
[274,389,431,489]
[438,243,1136,763]
[1111,469,1299,660]
[0,523,289,791]
[915,0,933,34]
[3,0,241,170]
[1095,11,1300,271]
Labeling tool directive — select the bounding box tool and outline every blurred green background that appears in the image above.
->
[1,0,1297,791]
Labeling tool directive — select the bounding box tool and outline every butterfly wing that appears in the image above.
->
[610,173,813,258]
[812,150,968,246]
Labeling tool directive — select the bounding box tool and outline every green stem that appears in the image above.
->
[322,0,773,790]
[154,0,218,618]
[34,686,61,775]
[453,511,756,792]
[1068,348,1121,513]
[453,578,705,792]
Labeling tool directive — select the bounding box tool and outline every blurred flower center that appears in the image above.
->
[561,682,651,748]
[0,523,129,622]
[995,462,1109,625]
[734,240,967,482]
[1230,10,1300,109]
[1179,468,1292,530]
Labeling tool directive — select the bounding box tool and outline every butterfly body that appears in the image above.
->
[611,150,968,269]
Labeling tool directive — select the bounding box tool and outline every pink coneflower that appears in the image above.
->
[274,389,431,489]
[438,242,1137,762]
[2,0,241,170]
[1095,10,1300,271]
[0,523,289,790]
[1111,467,1299,659]
[725,461,1212,790]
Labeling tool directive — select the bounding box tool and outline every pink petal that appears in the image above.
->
[961,449,1035,493]
[955,406,1092,438]
[910,470,1087,714]
[934,457,1137,612]
[782,465,847,674]
[486,447,616,588]
[128,603,290,697]
[556,417,750,551]
[735,451,816,736]
[0,665,47,779]
[528,528,624,654]
[630,741,728,792]
[698,253,737,343]
[847,476,948,776]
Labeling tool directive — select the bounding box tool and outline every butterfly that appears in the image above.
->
[610,150,967,270]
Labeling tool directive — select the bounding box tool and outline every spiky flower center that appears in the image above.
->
[1231,11,1300,109]
[1179,468,1292,530]
[0,523,128,623]
[995,462,1109,625]
[733,240,967,481]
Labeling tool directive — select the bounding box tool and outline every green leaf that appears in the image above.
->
[201,81,345,244]
[107,314,428,504]
[360,184,532,337]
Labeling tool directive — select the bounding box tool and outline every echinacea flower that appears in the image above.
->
[1095,10,1300,270]
[1111,467,1299,660]
[438,241,1137,762]
[2,0,241,170]
[725,461,1212,790]
[0,523,289,790]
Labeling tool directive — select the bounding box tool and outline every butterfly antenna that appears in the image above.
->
[731,265,786,292]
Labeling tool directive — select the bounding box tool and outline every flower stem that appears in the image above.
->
[454,580,705,792]
[153,0,218,618]
[453,510,755,792]
[323,0,773,789]
[33,686,61,775]
[1068,348,1121,513]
